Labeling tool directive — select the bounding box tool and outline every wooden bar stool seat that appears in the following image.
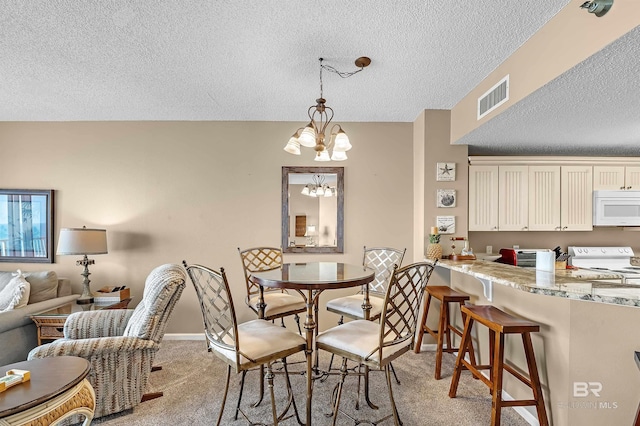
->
[448,305,549,426]
[415,286,476,380]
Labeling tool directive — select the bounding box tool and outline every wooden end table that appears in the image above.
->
[30,298,132,345]
[0,356,95,425]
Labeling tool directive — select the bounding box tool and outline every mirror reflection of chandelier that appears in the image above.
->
[301,174,335,198]
[284,57,371,162]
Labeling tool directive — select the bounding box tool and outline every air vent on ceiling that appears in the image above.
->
[477,75,509,120]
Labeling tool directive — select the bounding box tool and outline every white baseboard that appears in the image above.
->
[164,333,205,341]
[418,344,539,426]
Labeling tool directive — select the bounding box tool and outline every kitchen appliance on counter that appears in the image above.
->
[568,246,640,284]
[494,248,547,267]
[593,190,640,226]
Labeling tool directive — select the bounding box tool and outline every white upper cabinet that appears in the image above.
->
[593,166,640,190]
[468,165,498,231]
[560,166,593,231]
[468,158,597,232]
[498,166,529,231]
[528,166,561,231]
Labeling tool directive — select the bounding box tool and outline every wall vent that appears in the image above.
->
[477,75,509,120]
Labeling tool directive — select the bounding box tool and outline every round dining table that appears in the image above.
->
[250,261,375,426]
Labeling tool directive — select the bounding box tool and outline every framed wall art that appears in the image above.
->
[436,216,455,234]
[0,189,55,263]
[436,162,456,181]
[436,189,456,208]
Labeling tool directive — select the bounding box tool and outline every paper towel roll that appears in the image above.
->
[536,251,555,272]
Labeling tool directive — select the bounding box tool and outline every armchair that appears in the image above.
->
[27,263,186,418]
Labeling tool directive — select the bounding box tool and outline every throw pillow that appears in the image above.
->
[24,270,58,304]
[0,270,31,312]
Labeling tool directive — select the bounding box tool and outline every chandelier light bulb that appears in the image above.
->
[314,150,331,161]
[284,136,301,155]
[301,185,310,195]
[330,150,348,161]
[332,127,352,152]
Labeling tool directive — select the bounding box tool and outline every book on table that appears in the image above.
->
[94,286,130,302]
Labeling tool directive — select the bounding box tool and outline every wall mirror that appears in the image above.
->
[0,189,55,263]
[282,166,344,253]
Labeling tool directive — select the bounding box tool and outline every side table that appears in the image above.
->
[30,298,132,345]
[0,356,95,426]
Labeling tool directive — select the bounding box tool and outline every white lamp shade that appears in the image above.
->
[314,150,331,162]
[316,186,325,196]
[330,150,348,161]
[298,124,317,147]
[333,129,352,151]
[324,187,333,197]
[284,137,301,155]
[57,227,108,255]
[301,185,310,195]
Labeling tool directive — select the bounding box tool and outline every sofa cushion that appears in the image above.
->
[0,273,30,311]
[23,271,58,304]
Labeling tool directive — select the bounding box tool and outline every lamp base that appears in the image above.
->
[76,296,94,305]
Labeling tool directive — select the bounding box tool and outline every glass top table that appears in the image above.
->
[251,262,375,426]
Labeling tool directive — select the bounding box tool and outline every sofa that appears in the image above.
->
[0,270,79,365]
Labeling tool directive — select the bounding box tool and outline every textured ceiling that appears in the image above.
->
[1,0,570,124]
[4,1,635,156]
[459,25,640,156]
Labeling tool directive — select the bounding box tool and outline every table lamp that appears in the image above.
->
[57,226,108,304]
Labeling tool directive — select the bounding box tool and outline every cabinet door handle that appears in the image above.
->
[562,226,568,230]
[628,186,632,190]
[523,226,528,230]
[621,186,625,190]
[555,226,561,231]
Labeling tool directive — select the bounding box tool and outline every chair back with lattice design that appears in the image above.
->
[238,247,283,300]
[183,262,241,368]
[368,261,436,364]
[362,246,406,297]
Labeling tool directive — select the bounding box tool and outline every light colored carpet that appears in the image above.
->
[91,340,531,425]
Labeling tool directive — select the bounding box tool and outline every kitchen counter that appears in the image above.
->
[436,258,640,307]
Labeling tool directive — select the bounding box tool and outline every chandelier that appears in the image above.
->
[301,174,335,197]
[284,57,371,161]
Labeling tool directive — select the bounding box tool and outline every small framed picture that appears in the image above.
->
[437,216,455,234]
[437,189,456,208]
[436,163,456,181]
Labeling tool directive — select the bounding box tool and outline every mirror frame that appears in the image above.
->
[282,166,344,253]
[0,189,55,263]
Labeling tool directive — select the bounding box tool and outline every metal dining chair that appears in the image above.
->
[325,246,406,388]
[317,261,436,426]
[183,261,306,426]
[238,246,305,334]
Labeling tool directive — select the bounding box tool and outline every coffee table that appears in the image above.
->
[0,356,95,425]
[30,298,132,345]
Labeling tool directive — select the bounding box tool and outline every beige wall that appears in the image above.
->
[0,120,413,332]
[419,110,469,256]
[451,0,640,143]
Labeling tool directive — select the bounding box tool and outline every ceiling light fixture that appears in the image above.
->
[284,56,371,161]
[580,0,613,17]
[301,174,335,198]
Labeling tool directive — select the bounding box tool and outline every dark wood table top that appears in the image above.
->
[0,356,90,418]
[251,261,374,291]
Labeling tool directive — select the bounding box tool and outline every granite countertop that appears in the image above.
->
[436,258,640,307]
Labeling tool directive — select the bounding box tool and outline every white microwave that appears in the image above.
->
[593,190,640,226]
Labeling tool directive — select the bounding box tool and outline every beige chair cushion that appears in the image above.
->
[215,319,305,368]
[316,320,408,366]
[249,292,305,317]
[325,294,384,319]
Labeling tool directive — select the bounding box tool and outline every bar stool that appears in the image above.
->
[448,305,549,426]
[414,286,476,380]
